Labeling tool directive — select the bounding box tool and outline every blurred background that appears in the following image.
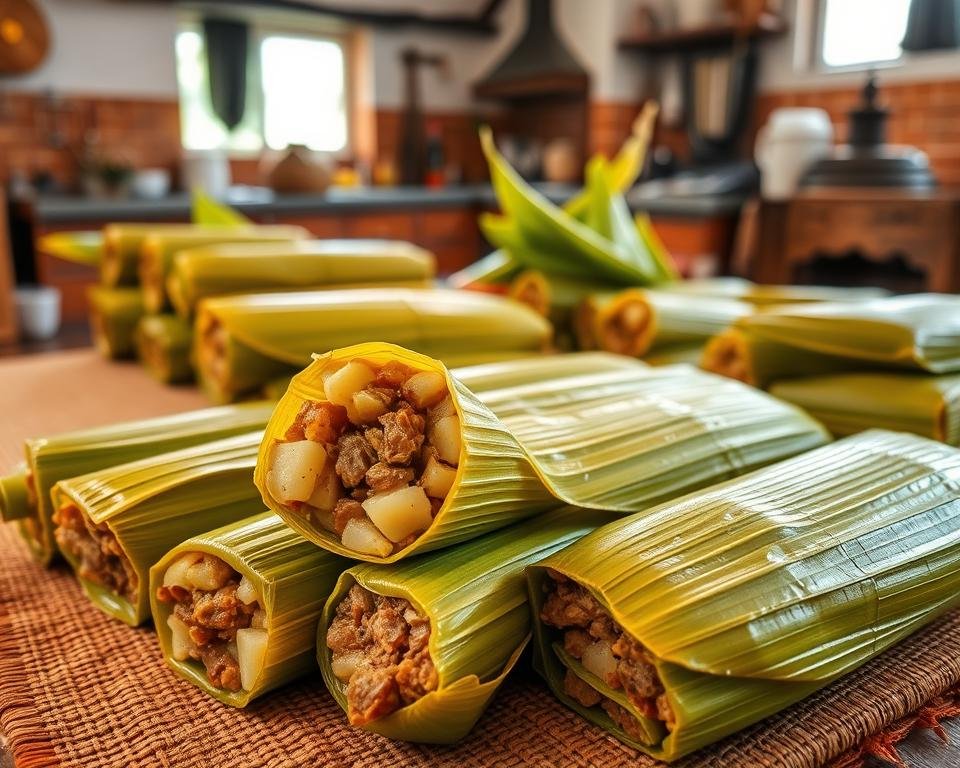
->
[0,0,959,352]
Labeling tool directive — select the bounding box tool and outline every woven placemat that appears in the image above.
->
[2,351,960,768]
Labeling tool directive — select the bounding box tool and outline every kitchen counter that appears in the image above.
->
[24,184,747,223]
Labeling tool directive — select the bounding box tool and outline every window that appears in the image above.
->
[176,24,349,154]
[820,0,912,68]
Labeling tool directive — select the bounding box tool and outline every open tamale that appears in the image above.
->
[167,239,436,319]
[150,512,347,706]
[5,401,274,565]
[139,225,310,313]
[319,506,612,742]
[527,429,960,762]
[101,223,209,287]
[88,286,145,360]
[254,342,828,563]
[53,432,266,626]
[770,371,960,444]
[194,288,553,402]
[135,314,194,384]
[704,294,960,386]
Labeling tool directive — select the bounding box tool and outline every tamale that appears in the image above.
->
[0,464,30,522]
[150,512,348,706]
[575,290,752,358]
[53,432,266,626]
[707,294,960,384]
[101,223,209,287]
[135,314,194,384]
[527,430,960,762]
[319,507,612,742]
[88,286,145,360]
[8,401,274,565]
[660,276,888,306]
[770,371,960,444]
[254,342,828,563]
[139,225,310,313]
[167,239,436,319]
[194,288,553,402]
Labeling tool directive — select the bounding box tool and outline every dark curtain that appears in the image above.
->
[203,17,249,130]
[901,0,960,51]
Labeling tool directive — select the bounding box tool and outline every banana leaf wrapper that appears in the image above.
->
[660,277,888,306]
[101,223,211,287]
[576,289,752,358]
[319,506,614,742]
[39,231,103,268]
[255,342,828,562]
[642,343,704,367]
[167,239,436,319]
[88,286,145,360]
[194,288,553,402]
[135,314,195,384]
[0,463,30,523]
[701,328,878,389]
[150,511,348,706]
[139,225,310,313]
[53,432,267,625]
[736,293,960,374]
[452,352,646,394]
[9,401,275,565]
[770,371,960,444]
[447,249,521,290]
[528,429,960,761]
[479,127,663,286]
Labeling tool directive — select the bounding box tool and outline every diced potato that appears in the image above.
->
[429,415,462,466]
[331,650,364,683]
[341,517,393,557]
[167,614,194,661]
[351,389,390,424]
[251,609,267,629]
[163,552,203,590]
[324,360,376,410]
[427,396,456,427]
[420,455,457,499]
[268,440,327,503]
[402,371,447,409]
[313,508,336,533]
[582,641,619,686]
[237,628,268,691]
[307,462,341,512]
[236,575,259,605]
[186,554,234,592]
[362,485,432,543]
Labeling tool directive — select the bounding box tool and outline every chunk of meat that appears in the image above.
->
[564,670,602,708]
[190,584,255,633]
[347,666,401,725]
[563,629,593,659]
[374,361,416,389]
[602,700,652,742]
[333,498,366,536]
[378,405,425,465]
[286,401,349,444]
[200,644,242,692]
[335,432,378,487]
[365,463,414,492]
[395,653,438,704]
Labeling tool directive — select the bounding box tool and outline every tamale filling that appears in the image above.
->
[541,571,675,736]
[326,584,438,725]
[156,553,266,692]
[198,314,229,389]
[702,331,752,385]
[54,503,138,602]
[267,358,460,557]
[600,299,651,357]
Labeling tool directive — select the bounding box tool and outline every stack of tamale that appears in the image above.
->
[702,294,960,445]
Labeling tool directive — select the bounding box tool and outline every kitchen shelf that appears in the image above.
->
[618,15,786,54]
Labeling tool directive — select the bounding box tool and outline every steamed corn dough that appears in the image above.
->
[257,343,828,561]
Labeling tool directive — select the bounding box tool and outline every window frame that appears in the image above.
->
[176,11,355,158]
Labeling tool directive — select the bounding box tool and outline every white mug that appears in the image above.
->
[15,286,61,341]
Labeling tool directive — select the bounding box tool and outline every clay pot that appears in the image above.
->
[267,145,330,194]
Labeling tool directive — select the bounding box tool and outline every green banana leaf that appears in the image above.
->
[528,429,960,761]
[191,190,252,225]
[38,231,103,267]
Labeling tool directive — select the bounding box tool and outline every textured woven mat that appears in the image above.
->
[2,351,960,768]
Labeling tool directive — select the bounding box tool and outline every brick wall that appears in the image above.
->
[755,79,960,186]
[0,92,182,190]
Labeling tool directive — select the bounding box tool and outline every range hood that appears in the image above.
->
[474,0,588,100]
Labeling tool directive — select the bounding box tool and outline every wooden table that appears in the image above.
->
[742,189,960,292]
[1,349,959,767]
